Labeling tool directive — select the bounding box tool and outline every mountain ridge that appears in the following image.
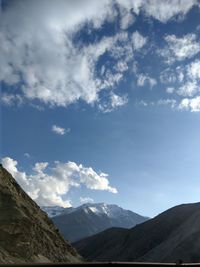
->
[74,202,200,263]
[43,202,149,242]
[0,164,82,263]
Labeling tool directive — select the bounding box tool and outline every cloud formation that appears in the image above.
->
[2,157,117,207]
[1,0,198,111]
[163,33,200,62]
[52,125,69,135]
[80,197,94,204]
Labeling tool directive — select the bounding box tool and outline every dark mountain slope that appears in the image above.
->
[74,202,200,263]
[52,203,148,242]
[0,164,82,263]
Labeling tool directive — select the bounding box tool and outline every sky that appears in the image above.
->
[1,0,200,217]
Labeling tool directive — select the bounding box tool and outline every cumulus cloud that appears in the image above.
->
[162,33,200,62]
[166,87,175,94]
[137,74,157,88]
[1,0,197,111]
[52,125,69,135]
[0,1,141,111]
[98,92,128,113]
[178,96,200,112]
[159,57,200,110]
[80,197,94,204]
[132,31,147,50]
[142,0,198,22]
[187,59,200,80]
[116,0,198,23]
[118,6,135,30]
[1,157,117,207]
[177,81,198,97]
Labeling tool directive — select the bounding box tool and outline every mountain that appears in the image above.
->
[42,206,75,218]
[48,203,148,242]
[0,164,82,264]
[74,202,200,263]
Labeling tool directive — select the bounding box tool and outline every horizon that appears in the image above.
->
[1,0,200,218]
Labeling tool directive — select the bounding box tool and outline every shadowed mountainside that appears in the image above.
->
[51,203,148,242]
[0,164,82,264]
[74,202,200,263]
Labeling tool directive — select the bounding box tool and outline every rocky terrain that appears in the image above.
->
[0,164,82,263]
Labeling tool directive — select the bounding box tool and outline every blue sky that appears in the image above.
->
[1,0,200,217]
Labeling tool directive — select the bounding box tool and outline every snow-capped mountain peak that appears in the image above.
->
[78,202,131,219]
[43,202,149,242]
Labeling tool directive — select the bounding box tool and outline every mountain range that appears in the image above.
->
[0,164,82,263]
[43,203,149,242]
[3,163,200,264]
[74,202,200,263]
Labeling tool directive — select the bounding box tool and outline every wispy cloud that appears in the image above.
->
[52,125,70,136]
[137,74,157,88]
[80,197,94,204]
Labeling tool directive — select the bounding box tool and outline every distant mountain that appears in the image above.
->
[42,206,75,218]
[0,164,82,264]
[74,202,200,263]
[44,203,148,242]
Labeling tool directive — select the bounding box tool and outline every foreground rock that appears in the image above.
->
[0,164,82,263]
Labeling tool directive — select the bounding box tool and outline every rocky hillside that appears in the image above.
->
[50,203,148,242]
[0,164,82,264]
[74,202,200,263]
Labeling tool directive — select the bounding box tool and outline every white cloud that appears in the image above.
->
[114,61,129,73]
[177,81,198,97]
[110,93,128,109]
[0,0,123,109]
[80,197,94,204]
[119,8,135,30]
[33,162,49,173]
[166,87,175,94]
[1,93,23,106]
[160,68,177,84]
[24,153,30,158]
[178,96,200,112]
[52,125,69,135]
[157,99,177,109]
[0,0,198,118]
[1,1,196,111]
[116,0,198,23]
[132,31,147,50]
[137,74,157,88]
[163,33,200,62]
[2,157,117,207]
[160,59,200,109]
[98,92,128,113]
[142,0,198,23]
[187,59,200,80]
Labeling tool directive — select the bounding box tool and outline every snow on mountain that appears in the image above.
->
[77,203,134,219]
[43,202,149,242]
[42,206,74,218]
[42,203,148,220]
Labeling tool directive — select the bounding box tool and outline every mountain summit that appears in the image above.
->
[0,164,82,263]
[44,202,148,242]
